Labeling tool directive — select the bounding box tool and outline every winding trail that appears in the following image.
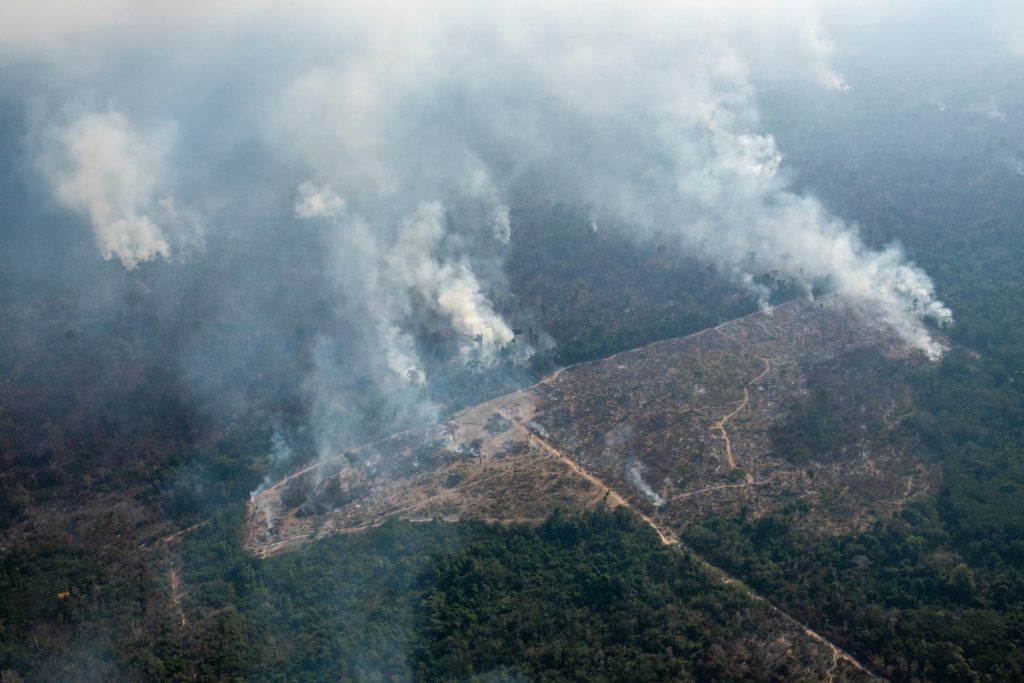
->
[497,412,685,544]
[903,473,915,497]
[497,410,878,680]
[169,565,187,627]
[177,303,878,680]
[711,355,771,479]
[139,519,209,550]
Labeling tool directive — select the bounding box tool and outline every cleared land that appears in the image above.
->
[247,299,935,558]
[244,298,940,681]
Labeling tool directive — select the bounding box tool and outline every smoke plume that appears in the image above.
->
[253,0,951,357]
[41,110,200,269]
[388,202,514,358]
[11,0,961,459]
[294,181,347,220]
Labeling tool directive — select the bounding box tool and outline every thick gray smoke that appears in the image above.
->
[40,110,202,269]
[258,0,952,357]
[7,0,974,459]
[387,202,514,358]
[294,181,346,221]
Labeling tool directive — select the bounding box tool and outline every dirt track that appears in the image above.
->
[238,298,930,679]
[712,353,771,476]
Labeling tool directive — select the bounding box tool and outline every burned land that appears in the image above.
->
[248,298,935,558]
[238,298,943,681]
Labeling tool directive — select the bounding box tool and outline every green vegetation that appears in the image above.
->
[685,500,1024,682]
[0,544,184,681]
[506,202,755,365]
[6,130,1024,680]
[675,222,1024,681]
[176,507,810,682]
[0,507,819,681]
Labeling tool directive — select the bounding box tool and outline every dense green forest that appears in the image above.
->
[5,53,1024,680]
[6,198,1024,680]
[677,220,1024,681]
[3,507,831,682]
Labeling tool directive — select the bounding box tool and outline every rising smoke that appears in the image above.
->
[257,0,953,357]
[40,110,202,269]
[6,0,967,461]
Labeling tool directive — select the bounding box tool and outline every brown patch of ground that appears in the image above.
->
[245,388,624,558]
[248,299,937,559]
[532,299,939,538]
[245,298,922,679]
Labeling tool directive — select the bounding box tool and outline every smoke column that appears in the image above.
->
[13,0,955,457]
[41,110,201,269]
[259,0,951,357]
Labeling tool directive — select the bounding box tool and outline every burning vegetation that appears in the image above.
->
[248,299,937,558]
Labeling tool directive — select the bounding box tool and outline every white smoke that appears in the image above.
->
[42,111,201,269]
[605,424,666,507]
[251,424,294,498]
[493,205,512,245]
[327,214,426,386]
[800,14,851,91]
[23,0,959,427]
[969,97,1009,122]
[254,0,950,358]
[927,90,948,112]
[462,166,513,244]
[387,202,514,359]
[294,181,347,220]
[296,189,514,380]
[627,462,667,508]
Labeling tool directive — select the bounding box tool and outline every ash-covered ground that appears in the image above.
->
[249,298,936,559]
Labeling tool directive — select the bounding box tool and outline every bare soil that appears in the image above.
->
[244,299,940,680]
[248,299,936,558]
